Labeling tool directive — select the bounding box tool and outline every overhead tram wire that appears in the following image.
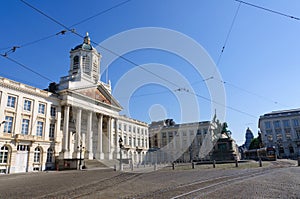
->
[216,1,241,66]
[0,0,132,53]
[20,0,261,119]
[234,0,300,21]
[0,55,54,82]
[69,0,133,27]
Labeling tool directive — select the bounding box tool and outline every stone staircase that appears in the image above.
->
[83,159,120,169]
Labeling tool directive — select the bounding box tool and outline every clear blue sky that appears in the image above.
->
[1,0,300,145]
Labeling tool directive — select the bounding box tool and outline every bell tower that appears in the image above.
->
[69,32,101,83]
[58,32,102,90]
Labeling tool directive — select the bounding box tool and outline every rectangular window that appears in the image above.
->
[7,96,16,108]
[264,121,271,129]
[267,135,273,141]
[182,131,187,136]
[133,137,136,146]
[266,130,272,134]
[293,119,299,127]
[133,127,136,133]
[21,119,30,135]
[124,124,127,131]
[49,123,55,138]
[38,103,45,114]
[273,121,281,129]
[50,106,56,117]
[23,100,32,111]
[36,121,44,136]
[190,130,194,136]
[285,129,292,140]
[129,137,132,145]
[162,132,166,138]
[296,130,300,139]
[123,135,127,145]
[128,125,132,132]
[3,116,13,133]
[276,133,283,141]
[203,128,208,135]
[118,123,122,130]
[283,120,290,128]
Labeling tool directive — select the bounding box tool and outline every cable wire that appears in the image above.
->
[0,55,54,82]
[234,0,300,20]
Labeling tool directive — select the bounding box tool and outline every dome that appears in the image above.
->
[71,32,94,51]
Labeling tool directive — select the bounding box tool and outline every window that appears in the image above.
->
[38,103,45,114]
[203,128,208,135]
[73,56,79,70]
[283,120,290,128]
[34,147,41,163]
[129,125,132,132]
[296,130,300,139]
[133,137,136,146]
[137,128,140,134]
[137,138,140,146]
[285,129,292,140]
[182,131,187,136]
[162,132,166,138]
[24,100,31,111]
[264,121,271,129]
[123,135,127,145]
[129,137,132,145]
[36,121,44,136]
[21,119,29,135]
[289,145,294,154]
[276,133,283,141]
[124,124,127,131]
[190,130,194,136]
[49,123,55,138]
[133,127,136,133]
[0,146,9,163]
[266,130,272,134]
[273,121,281,129]
[118,123,122,130]
[50,106,56,117]
[7,96,16,108]
[218,143,227,151]
[46,148,53,163]
[82,56,91,75]
[293,119,299,127]
[3,116,13,133]
[267,135,273,141]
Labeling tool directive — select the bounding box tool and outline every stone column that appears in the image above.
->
[97,114,104,159]
[107,117,112,159]
[86,111,93,160]
[62,105,70,153]
[74,108,81,158]
[114,118,119,159]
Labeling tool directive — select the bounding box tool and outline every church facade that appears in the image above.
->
[0,34,148,174]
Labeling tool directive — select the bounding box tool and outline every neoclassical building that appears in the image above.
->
[259,109,300,159]
[0,34,148,174]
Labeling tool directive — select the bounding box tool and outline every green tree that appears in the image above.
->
[249,132,263,149]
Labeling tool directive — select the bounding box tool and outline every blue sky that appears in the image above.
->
[1,0,300,145]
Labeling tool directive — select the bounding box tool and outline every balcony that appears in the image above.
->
[15,134,37,142]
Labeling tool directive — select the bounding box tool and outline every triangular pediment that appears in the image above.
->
[77,88,111,105]
[73,84,123,111]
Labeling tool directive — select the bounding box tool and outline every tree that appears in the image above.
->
[249,132,263,149]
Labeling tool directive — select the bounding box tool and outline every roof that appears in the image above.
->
[71,32,95,51]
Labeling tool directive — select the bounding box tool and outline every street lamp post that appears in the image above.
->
[119,136,123,171]
[77,142,84,170]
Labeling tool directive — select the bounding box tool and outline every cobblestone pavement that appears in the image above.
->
[0,160,299,199]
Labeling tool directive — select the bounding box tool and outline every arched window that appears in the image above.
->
[34,147,41,163]
[46,148,53,163]
[73,56,79,70]
[0,146,9,163]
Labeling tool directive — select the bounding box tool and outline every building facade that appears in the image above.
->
[0,34,148,174]
[259,109,300,159]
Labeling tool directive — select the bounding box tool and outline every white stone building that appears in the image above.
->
[259,109,300,159]
[0,34,148,174]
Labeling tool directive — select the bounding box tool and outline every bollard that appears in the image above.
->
[131,163,134,171]
[192,162,195,169]
[235,159,238,168]
[259,157,262,167]
[213,160,216,168]
[154,163,157,171]
[172,162,175,170]
[298,157,300,167]
[114,164,117,171]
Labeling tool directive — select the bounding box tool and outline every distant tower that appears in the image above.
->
[58,32,102,90]
[244,127,254,149]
